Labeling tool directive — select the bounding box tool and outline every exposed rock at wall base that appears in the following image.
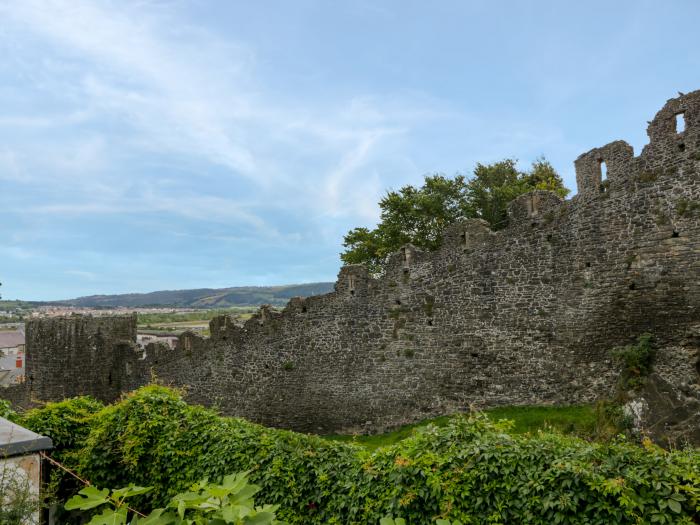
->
[626,331,700,446]
[637,374,700,446]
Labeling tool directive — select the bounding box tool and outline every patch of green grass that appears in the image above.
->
[324,404,599,450]
[485,405,597,435]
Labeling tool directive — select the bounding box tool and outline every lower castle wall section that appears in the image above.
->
[134,158,699,433]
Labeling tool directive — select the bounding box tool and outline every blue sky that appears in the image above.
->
[1,0,699,300]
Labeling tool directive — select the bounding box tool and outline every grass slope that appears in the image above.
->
[325,405,601,449]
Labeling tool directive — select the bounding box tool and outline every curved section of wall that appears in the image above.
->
[5,90,700,436]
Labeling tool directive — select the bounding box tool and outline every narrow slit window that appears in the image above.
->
[459,231,468,249]
[600,160,607,181]
[676,113,686,134]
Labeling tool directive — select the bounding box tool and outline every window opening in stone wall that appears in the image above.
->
[676,112,686,134]
[348,275,356,296]
[599,160,607,181]
[459,231,468,250]
[527,194,538,217]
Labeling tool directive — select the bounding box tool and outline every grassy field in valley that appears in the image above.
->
[137,307,256,335]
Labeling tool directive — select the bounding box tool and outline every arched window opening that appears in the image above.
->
[599,160,608,181]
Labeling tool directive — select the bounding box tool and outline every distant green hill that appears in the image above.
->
[56,282,335,308]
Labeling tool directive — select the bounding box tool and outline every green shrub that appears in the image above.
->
[612,333,656,390]
[20,396,104,452]
[19,396,104,519]
[23,386,700,524]
[0,398,17,421]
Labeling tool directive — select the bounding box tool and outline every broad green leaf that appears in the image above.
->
[65,486,111,510]
[137,509,169,525]
[87,506,128,525]
[245,511,276,525]
[229,485,260,505]
[207,485,233,499]
[112,485,153,499]
[221,504,243,522]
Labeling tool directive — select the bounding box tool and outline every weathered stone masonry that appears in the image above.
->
[4,91,700,441]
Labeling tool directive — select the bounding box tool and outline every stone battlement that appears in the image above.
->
[575,90,700,198]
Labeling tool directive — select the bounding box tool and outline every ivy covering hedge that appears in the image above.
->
[20,386,700,524]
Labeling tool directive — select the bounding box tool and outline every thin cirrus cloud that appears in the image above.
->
[0,0,427,225]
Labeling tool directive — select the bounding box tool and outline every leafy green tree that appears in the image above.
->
[461,159,526,230]
[522,157,571,197]
[342,174,470,273]
[341,158,569,272]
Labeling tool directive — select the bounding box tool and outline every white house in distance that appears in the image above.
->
[0,330,26,386]
[136,332,179,350]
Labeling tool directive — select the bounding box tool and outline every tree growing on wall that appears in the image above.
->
[341,158,569,273]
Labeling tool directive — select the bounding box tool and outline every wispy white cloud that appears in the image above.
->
[0,0,435,234]
[65,269,98,281]
[0,148,24,182]
[0,246,38,261]
[318,129,388,220]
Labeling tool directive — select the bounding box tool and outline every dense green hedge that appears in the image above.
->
[21,386,700,524]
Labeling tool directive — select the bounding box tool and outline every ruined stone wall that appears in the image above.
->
[5,91,700,438]
[24,314,137,403]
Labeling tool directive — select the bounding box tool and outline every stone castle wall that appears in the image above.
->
[5,91,700,437]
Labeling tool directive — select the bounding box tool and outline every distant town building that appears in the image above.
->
[0,330,26,386]
[137,332,179,350]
